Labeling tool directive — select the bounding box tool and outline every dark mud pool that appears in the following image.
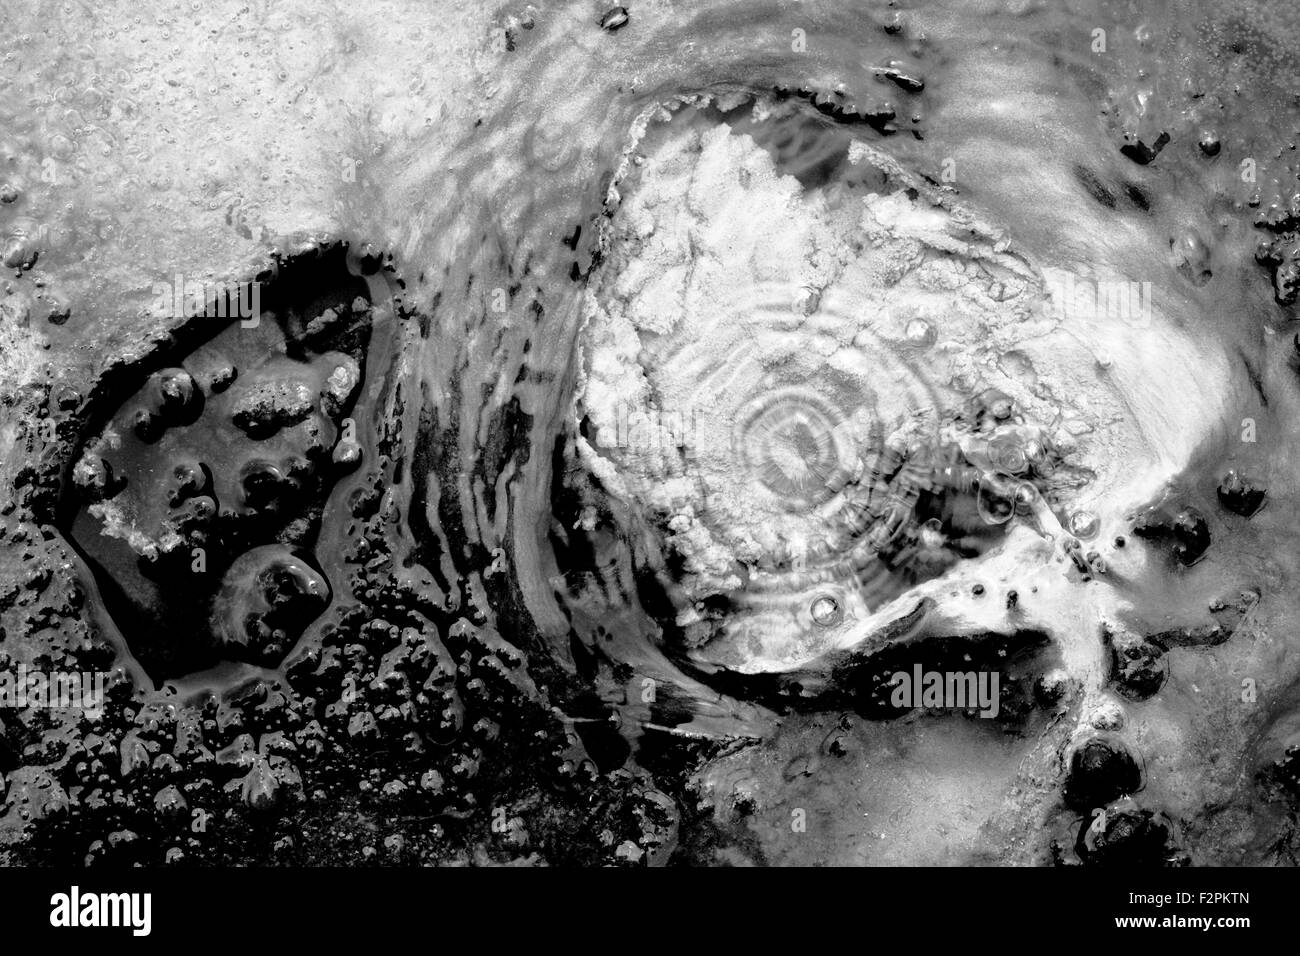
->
[3,0,1300,868]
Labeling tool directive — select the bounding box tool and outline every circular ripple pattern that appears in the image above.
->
[732,385,856,510]
[583,253,1038,663]
[575,111,1064,673]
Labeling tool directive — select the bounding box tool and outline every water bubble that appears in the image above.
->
[1012,481,1038,514]
[976,475,1016,524]
[1068,510,1099,539]
[988,435,1027,474]
[904,317,935,347]
[810,594,842,627]
[793,286,821,315]
[1026,439,1057,477]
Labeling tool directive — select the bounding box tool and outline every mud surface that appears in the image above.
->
[3,0,1300,866]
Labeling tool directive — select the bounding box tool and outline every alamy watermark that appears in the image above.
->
[595,402,706,456]
[1044,269,1152,328]
[152,274,263,327]
[0,665,107,718]
[890,665,1001,718]
[50,886,151,936]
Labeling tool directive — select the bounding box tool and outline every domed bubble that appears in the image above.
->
[987,434,1028,474]
[903,317,936,347]
[976,474,1017,524]
[809,594,842,628]
[1067,510,1099,539]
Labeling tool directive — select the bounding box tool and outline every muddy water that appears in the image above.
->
[361,0,1300,862]
[372,3,1292,692]
[8,0,1300,864]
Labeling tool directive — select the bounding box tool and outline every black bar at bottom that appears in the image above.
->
[0,865,1276,942]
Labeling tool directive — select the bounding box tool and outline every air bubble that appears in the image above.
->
[1012,482,1038,513]
[904,317,935,347]
[976,475,1016,524]
[1067,510,1099,539]
[988,435,1027,474]
[810,594,842,627]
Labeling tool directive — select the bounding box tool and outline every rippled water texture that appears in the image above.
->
[6,0,1300,865]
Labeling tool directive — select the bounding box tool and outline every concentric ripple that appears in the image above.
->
[733,385,855,510]
[576,108,1059,672]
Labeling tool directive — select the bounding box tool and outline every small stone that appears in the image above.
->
[1089,700,1125,731]
[208,364,237,393]
[153,784,188,818]
[877,64,924,93]
[240,757,281,811]
[321,356,360,417]
[347,710,380,742]
[132,408,164,443]
[53,384,80,410]
[72,456,109,501]
[1108,628,1166,700]
[1217,470,1265,517]
[1035,668,1072,706]
[419,769,445,795]
[231,379,315,437]
[1172,507,1211,565]
[599,6,629,31]
[614,840,644,862]
[333,440,362,468]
